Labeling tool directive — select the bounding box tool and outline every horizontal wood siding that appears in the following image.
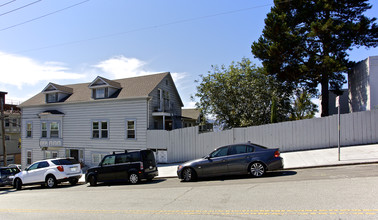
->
[147,109,378,163]
[21,98,148,168]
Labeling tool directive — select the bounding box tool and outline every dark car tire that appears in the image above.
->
[88,175,97,186]
[129,173,139,184]
[69,178,78,186]
[182,168,195,182]
[249,162,265,177]
[46,175,57,188]
[14,178,22,190]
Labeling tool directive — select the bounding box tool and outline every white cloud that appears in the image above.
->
[94,56,152,79]
[0,52,84,89]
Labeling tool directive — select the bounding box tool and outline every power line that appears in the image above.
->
[0,0,90,32]
[11,2,275,54]
[0,0,16,8]
[0,0,42,17]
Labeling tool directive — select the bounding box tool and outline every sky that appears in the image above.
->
[1,0,378,113]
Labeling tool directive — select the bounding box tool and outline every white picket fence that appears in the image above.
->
[147,109,378,163]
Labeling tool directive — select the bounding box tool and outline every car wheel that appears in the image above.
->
[69,178,78,186]
[46,175,57,188]
[182,168,195,182]
[88,175,97,186]
[129,173,139,184]
[14,178,22,190]
[250,162,265,177]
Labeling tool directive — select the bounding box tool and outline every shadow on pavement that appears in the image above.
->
[86,178,167,187]
[0,182,84,192]
[181,170,297,183]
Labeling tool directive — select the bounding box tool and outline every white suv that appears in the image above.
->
[13,158,82,190]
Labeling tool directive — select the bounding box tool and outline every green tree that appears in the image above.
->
[251,0,378,117]
[193,58,292,129]
[290,90,318,120]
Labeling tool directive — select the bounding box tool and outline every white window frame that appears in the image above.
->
[41,121,60,139]
[26,122,32,138]
[45,151,58,159]
[92,120,109,139]
[92,88,108,99]
[126,119,136,140]
[26,150,32,165]
[46,93,58,103]
[92,153,108,165]
[50,122,59,138]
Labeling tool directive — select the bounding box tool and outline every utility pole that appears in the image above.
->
[1,97,7,166]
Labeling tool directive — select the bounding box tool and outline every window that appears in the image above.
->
[126,120,136,139]
[41,121,60,138]
[50,122,59,138]
[93,88,108,99]
[46,93,58,103]
[5,135,10,141]
[41,122,47,138]
[5,118,9,127]
[92,121,108,139]
[115,154,127,164]
[38,161,50,168]
[102,155,115,166]
[92,153,107,165]
[228,145,247,155]
[26,122,32,138]
[27,163,39,171]
[27,150,32,165]
[12,119,17,127]
[210,147,228,158]
[45,151,58,159]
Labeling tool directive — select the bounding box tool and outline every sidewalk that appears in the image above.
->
[79,144,378,182]
[155,144,378,178]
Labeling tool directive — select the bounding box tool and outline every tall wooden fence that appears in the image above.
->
[147,109,378,163]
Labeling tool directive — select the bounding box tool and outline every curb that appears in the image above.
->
[282,161,378,170]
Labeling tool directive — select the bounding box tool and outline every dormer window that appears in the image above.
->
[89,76,121,100]
[92,87,108,99]
[42,83,73,104]
[46,93,58,103]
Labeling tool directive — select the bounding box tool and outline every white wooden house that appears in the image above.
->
[19,72,183,168]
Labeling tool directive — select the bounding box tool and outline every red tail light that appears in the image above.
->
[140,162,144,170]
[57,166,64,172]
[274,150,280,158]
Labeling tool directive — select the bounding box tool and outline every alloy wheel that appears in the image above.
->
[129,173,139,184]
[250,163,265,177]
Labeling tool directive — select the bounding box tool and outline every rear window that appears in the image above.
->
[141,150,155,161]
[52,159,78,165]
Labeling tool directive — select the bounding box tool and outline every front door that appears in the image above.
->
[69,149,79,161]
[201,146,229,176]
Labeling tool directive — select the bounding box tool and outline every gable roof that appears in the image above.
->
[20,72,177,107]
[42,83,73,94]
[182,108,201,120]
[88,76,121,89]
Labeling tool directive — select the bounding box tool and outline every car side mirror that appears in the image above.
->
[204,155,211,160]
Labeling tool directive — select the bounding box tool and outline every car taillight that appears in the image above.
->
[140,162,144,170]
[274,150,280,158]
[57,166,64,172]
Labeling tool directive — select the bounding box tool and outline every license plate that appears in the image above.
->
[70,167,77,172]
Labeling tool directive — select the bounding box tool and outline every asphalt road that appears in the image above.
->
[1,164,378,220]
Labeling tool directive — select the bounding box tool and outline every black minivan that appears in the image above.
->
[85,150,158,186]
